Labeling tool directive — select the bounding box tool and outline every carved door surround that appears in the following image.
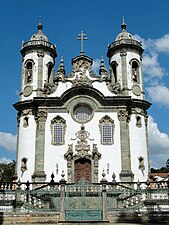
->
[64,125,101,183]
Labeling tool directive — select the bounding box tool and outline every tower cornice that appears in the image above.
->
[107,39,143,58]
[21,40,57,58]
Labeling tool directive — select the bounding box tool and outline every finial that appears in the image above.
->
[77,30,88,55]
[37,16,43,31]
[121,16,127,31]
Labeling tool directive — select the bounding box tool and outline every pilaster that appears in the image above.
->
[118,109,134,182]
[120,48,128,96]
[37,51,44,96]
[32,110,47,182]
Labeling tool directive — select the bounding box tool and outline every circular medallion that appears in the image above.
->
[23,85,33,97]
[132,85,141,96]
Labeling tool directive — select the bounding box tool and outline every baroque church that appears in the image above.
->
[13,19,151,184]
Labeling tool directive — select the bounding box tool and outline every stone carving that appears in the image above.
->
[43,80,56,95]
[72,75,92,87]
[72,59,92,74]
[51,115,66,125]
[64,125,101,183]
[107,82,121,94]
[72,125,93,157]
[21,157,28,173]
[138,156,145,175]
[117,109,130,122]
[35,110,47,124]
[23,116,29,127]
[23,85,33,97]
[37,51,44,57]
[99,59,108,79]
[55,58,66,80]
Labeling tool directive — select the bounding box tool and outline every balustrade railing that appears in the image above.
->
[0,179,168,216]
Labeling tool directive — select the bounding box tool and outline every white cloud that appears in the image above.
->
[146,85,169,107]
[0,132,16,152]
[0,157,12,164]
[148,116,169,168]
[134,34,166,81]
[155,34,169,53]
[143,53,165,80]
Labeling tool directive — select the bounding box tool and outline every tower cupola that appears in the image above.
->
[107,18,144,99]
[20,22,57,100]
[30,22,49,42]
[21,22,57,58]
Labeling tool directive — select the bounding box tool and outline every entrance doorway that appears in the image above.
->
[74,158,91,183]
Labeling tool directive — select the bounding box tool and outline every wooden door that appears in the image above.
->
[74,159,91,183]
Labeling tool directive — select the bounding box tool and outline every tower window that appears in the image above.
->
[131,61,139,83]
[51,116,66,145]
[26,62,32,83]
[136,115,142,128]
[99,115,114,145]
[25,61,33,83]
[47,62,53,83]
[111,61,118,84]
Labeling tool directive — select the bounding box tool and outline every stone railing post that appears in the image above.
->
[100,170,108,221]
[59,171,67,221]
[14,181,22,211]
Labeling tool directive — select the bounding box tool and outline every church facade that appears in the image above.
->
[14,19,151,184]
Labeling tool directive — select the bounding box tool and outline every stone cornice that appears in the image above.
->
[13,96,151,114]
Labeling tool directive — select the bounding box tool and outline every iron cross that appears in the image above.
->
[77,31,88,54]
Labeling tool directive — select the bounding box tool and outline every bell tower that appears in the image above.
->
[20,22,57,100]
[106,18,150,182]
[14,23,57,182]
[107,17,144,99]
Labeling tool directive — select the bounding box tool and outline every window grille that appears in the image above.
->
[75,106,91,123]
[53,123,63,144]
[102,123,112,143]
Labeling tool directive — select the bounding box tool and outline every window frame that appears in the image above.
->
[129,58,140,84]
[24,60,34,84]
[73,104,92,124]
[99,115,115,145]
[51,116,66,145]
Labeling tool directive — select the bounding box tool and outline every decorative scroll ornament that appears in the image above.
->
[71,125,94,157]
[107,82,122,94]
[43,80,57,95]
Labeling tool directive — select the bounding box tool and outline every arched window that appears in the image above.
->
[131,60,139,83]
[111,61,118,84]
[47,62,53,83]
[99,115,114,145]
[25,61,33,84]
[136,115,142,128]
[51,116,66,145]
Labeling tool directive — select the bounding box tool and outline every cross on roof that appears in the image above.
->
[77,31,88,55]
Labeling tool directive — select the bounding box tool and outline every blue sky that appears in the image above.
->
[0,0,169,168]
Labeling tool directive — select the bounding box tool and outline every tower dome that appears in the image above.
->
[115,17,132,41]
[30,22,49,42]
